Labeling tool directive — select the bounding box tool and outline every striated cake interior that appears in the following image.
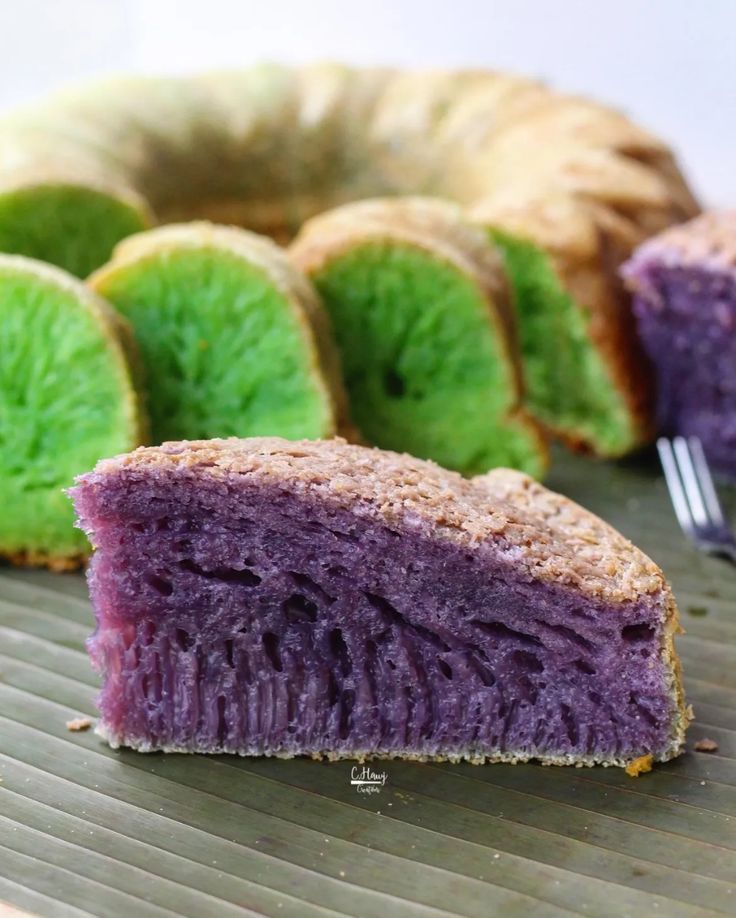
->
[72,443,682,765]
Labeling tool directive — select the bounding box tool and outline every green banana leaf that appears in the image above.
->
[1,450,734,917]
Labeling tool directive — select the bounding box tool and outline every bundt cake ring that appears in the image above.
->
[0,63,697,459]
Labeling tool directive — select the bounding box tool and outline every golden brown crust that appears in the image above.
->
[97,436,666,605]
[1,548,85,572]
[89,221,355,441]
[290,197,547,466]
[625,209,736,273]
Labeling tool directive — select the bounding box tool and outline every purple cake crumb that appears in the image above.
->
[622,210,736,478]
[70,437,688,767]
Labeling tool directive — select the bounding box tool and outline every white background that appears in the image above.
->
[0,0,733,206]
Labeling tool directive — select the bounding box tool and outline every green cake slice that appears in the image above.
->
[490,229,638,455]
[89,222,350,445]
[0,255,144,568]
[290,198,547,477]
[0,174,150,280]
[471,190,654,456]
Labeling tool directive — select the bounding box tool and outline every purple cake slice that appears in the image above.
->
[71,437,688,768]
[622,210,736,478]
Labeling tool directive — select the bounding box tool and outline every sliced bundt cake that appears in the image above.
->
[622,211,736,478]
[0,66,695,264]
[71,436,689,767]
[0,256,144,568]
[89,222,348,445]
[0,65,697,454]
[290,198,546,476]
[292,196,644,459]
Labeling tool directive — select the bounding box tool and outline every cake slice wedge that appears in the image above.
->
[89,222,350,444]
[622,210,736,479]
[290,198,547,477]
[0,255,144,569]
[71,437,688,767]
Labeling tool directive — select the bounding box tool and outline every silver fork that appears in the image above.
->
[657,436,736,564]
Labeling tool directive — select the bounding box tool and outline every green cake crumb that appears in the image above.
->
[311,239,544,477]
[0,184,148,278]
[0,254,143,566]
[491,229,635,456]
[91,225,338,445]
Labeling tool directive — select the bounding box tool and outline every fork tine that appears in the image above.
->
[672,436,709,528]
[686,436,725,527]
[657,438,696,536]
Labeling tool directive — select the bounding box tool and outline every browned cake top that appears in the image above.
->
[92,437,669,605]
[630,209,736,271]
